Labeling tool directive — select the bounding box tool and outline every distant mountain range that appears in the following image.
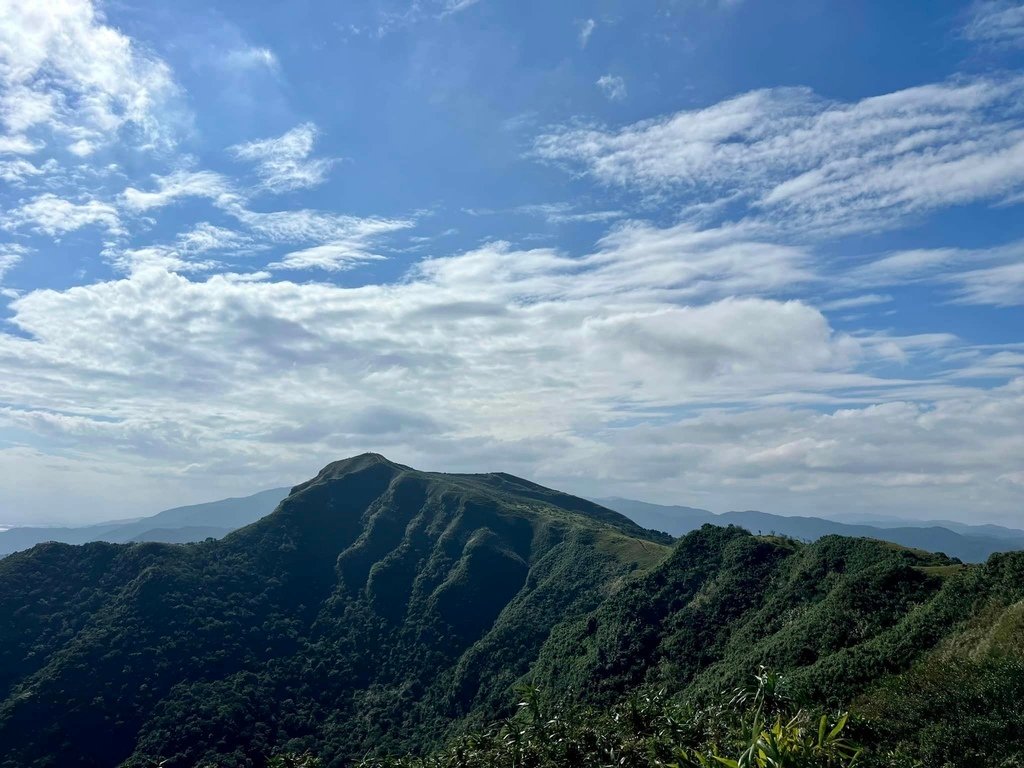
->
[596,497,1024,563]
[3,483,1021,565]
[0,487,290,557]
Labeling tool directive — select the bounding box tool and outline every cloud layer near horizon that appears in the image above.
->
[2,229,1021,524]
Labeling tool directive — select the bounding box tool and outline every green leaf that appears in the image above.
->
[828,712,850,741]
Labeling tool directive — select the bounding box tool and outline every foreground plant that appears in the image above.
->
[357,669,876,768]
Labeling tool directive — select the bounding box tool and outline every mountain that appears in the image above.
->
[377,529,1024,768]
[820,510,1024,536]
[0,455,1022,767]
[0,454,669,767]
[597,496,1024,563]
[128,525,235,543]
[0,486,290,557]
[851,516,1024,540]
[595,497,715,532]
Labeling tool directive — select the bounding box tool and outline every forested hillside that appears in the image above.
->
[1,454,1022,767]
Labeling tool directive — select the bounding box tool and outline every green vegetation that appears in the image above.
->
[360,669,866,768]
[0,454,1022,767]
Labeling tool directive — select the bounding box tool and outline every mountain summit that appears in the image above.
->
[308,451,410,479]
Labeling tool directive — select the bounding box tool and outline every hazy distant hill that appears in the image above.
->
[128,525,235,543]
[596,496,1024,563]
[0,487,290,557]
[1,454,1023,766]
[843,515,1024,539]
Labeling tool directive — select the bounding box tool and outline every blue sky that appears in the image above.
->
[1,0,1023,525]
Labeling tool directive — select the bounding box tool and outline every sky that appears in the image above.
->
[0,0,1023,526]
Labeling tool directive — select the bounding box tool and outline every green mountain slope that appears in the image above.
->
[530,531,969,701]
[0,455,1021,768]
[0,454,668,767]
[373,532,1024,767]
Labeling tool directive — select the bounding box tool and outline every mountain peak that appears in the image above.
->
[314,452,409,478]
[278,453,412,506]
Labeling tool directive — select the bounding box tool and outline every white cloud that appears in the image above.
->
[0,86,56,134]
[580,298,846,384]
[224,203,413,248]
[0,157,45,183]
[188,202,415,270]
[122,170,232,212]
[106,245,219,275]
[230,123,336,193]
[847,238,1024,306]
[441,0,482,16]
[0,242,850,451]
[964,1,1024,47]
[176,223,251,254]
[583,220,816,300]
[0,243,27,281]
[221,270,272,283]
[224,46,279,71]
[948,349,1024,380]
[596,74,627,101]
[0,210,1021,523]
[0,0,182,149]
[366,0,484,35]
[850,247,964,284]
[3,193,121,236]
[258,213,413,270]
[514,202,625,224]
[535,76,1024,234]
[578,19,596,48]
[0,231,1017,523]
[67,138,95,157]
[820,294,893,311]
[0,134,43,154]
[951,262,1024,306]
[269,242,387,271]
[577,383,1024,521]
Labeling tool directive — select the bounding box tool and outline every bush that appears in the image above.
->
[359,668,876,768]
